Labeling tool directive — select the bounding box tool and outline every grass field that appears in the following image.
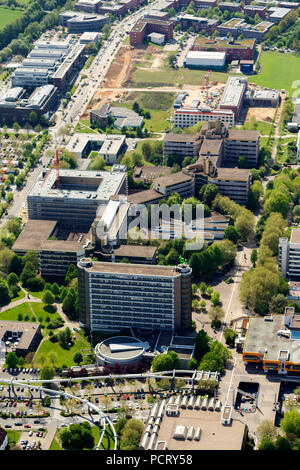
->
[50,425,115,450]
[250,52,300,96]
[124,66,230,89]
[0,6,23,29]
[6,430,21,448]
[0,302,63,335]
[241,120,273,135]
[34,332,91,368]
[112,91,175,132]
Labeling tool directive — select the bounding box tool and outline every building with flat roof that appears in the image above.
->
[223,129,260,166]
[90,104,144,130]
[95,335,149,365]
[59,11,109,32]
[0,84,59,124]
[66,132,126,163]
[152,171,195,199]
[244,88,280,107]
[176,14,219,33]
[268,6,292,23]
[148,32,165,45]
[27,167,127,230]
[243,310,300,374]
[130,18,174,46]
[174,107,235,128]
[191,37,256,61]
[12,67,50,88]
[184,51,226,70]
[219,76,248,119]
[109,245,158,264]
[0,320,42,357]
[80,31,100,43]
[163,133,203,160]
[75,0,102,13]
[217,17,273,41]
[244,5,267,18]
[278,229,300,279]
[78,258,192,332]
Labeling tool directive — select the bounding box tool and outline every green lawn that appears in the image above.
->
[0,6,23,29]
[10,289,26,303]
[241,120,273,135]
[50,425,114,450]
[0,302,63,335]
[112,91,175,132]
[125,66,230,88]
[250,52,300,96]
[34,333,91,368]
[7,430,21,448]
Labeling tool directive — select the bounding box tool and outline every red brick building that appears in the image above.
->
[244,5,267,18]
[191,37,256,61]
[130,19,174,46]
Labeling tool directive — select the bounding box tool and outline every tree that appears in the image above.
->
[199,184,219,208]
[65,264,77,285]
[270,294,288,314]
[120,419,144,450]
[62,294,76,320]
[5,351,19,368]
[280,408,300,438]
[73,352,83,365]
[194,329,210,361]
[250,249,258,267]
[29,111,38,127]
[239,265,280,314]
[235,213,254,241]
[206,286,213,296]
[0,281,10,306]
[0,247,14,273]
[224,226,240,244]
[40,365,55,381]
[60,422,94,450]
[199,299,206,311]
[223,328,238,347]
[152,351,179,372]
[90,156,106,171]
[42,290,55,306]
[257,420,278,443]
[211,291,220,306]
[199,282,207,295]
[187,358,198,370]
[208,305,225,326]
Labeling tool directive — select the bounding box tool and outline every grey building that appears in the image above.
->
[279,229,300,278]
[77,258,192,332]
[223,129,260,167]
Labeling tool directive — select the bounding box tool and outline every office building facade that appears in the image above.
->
[77,259,192,332]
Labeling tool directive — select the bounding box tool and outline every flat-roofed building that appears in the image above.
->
[176,15,219,33]
[219,2,241,12]
[80,31,100,44]
[268,6,292,23]
[223,129,260,167]
[0,320,42,357]
[75,0,102,13]
[66,132,126,163]
[11,67,50,87]
[279,229,300,279]
[110,245,158,264]
[244,5,267,18]
[184,51,226,69]
[27,167,127,230]
[244,88,280,107]
[77,258,192,332]
[148,32,165,44]
[152,171,195,199]
[12,219,58,256]
[163,133,202,160]
[243,312,300,374]
[130,18,174,46]
[191,37,255,61]
[59,11,109,32]
[40,240,86,279]
[174,107,235,128]
[219,76,248,119]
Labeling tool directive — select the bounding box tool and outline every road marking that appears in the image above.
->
[225,357,237,405]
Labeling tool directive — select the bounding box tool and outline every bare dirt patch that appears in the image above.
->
[246,107,276,122]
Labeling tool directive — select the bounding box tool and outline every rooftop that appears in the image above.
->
[154,171,194,188]
[193,37,255,49]
[290,228,300,244]
[127,189,163,205]
[226,129,259,141]
[12,219,57,252]
[0,320,41,351]
[164,133,201,143]
[28,168,126,203]
[219,76,248,108]
[113,244,157,258]
[244,315,300,363]
[79,259,190,277]
[200,138,223,155]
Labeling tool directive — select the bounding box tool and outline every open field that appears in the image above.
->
[34,332,91,368]
[0,302,63,334]
[112,90,175,132]
[0,6,23,28]
[250,52,300,96]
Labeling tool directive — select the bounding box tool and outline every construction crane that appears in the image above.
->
[42,149,62,189]
[204,70,211,101]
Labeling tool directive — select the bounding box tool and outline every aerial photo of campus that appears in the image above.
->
[0,0,300,456]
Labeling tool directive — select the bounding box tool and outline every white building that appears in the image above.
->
[174,107,235,128]
[278,229,300,278]
[184,51,226,69]
[66,132,126,164]
[148,32,165,44]
[297,130,300,163]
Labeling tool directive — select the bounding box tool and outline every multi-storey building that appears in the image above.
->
[176,15,219,33]
[152,171,195,199]
[174,108,235,128]
[278,229,300,278]
[77,258,192,332]
[244,5,267,18]
[223,129,260,167]
[219,76,248,119]
[130,19,174,46]
[27,167,127,230]
[191,37,256,61]
[59,11,109,33]
[163,133,202,160]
